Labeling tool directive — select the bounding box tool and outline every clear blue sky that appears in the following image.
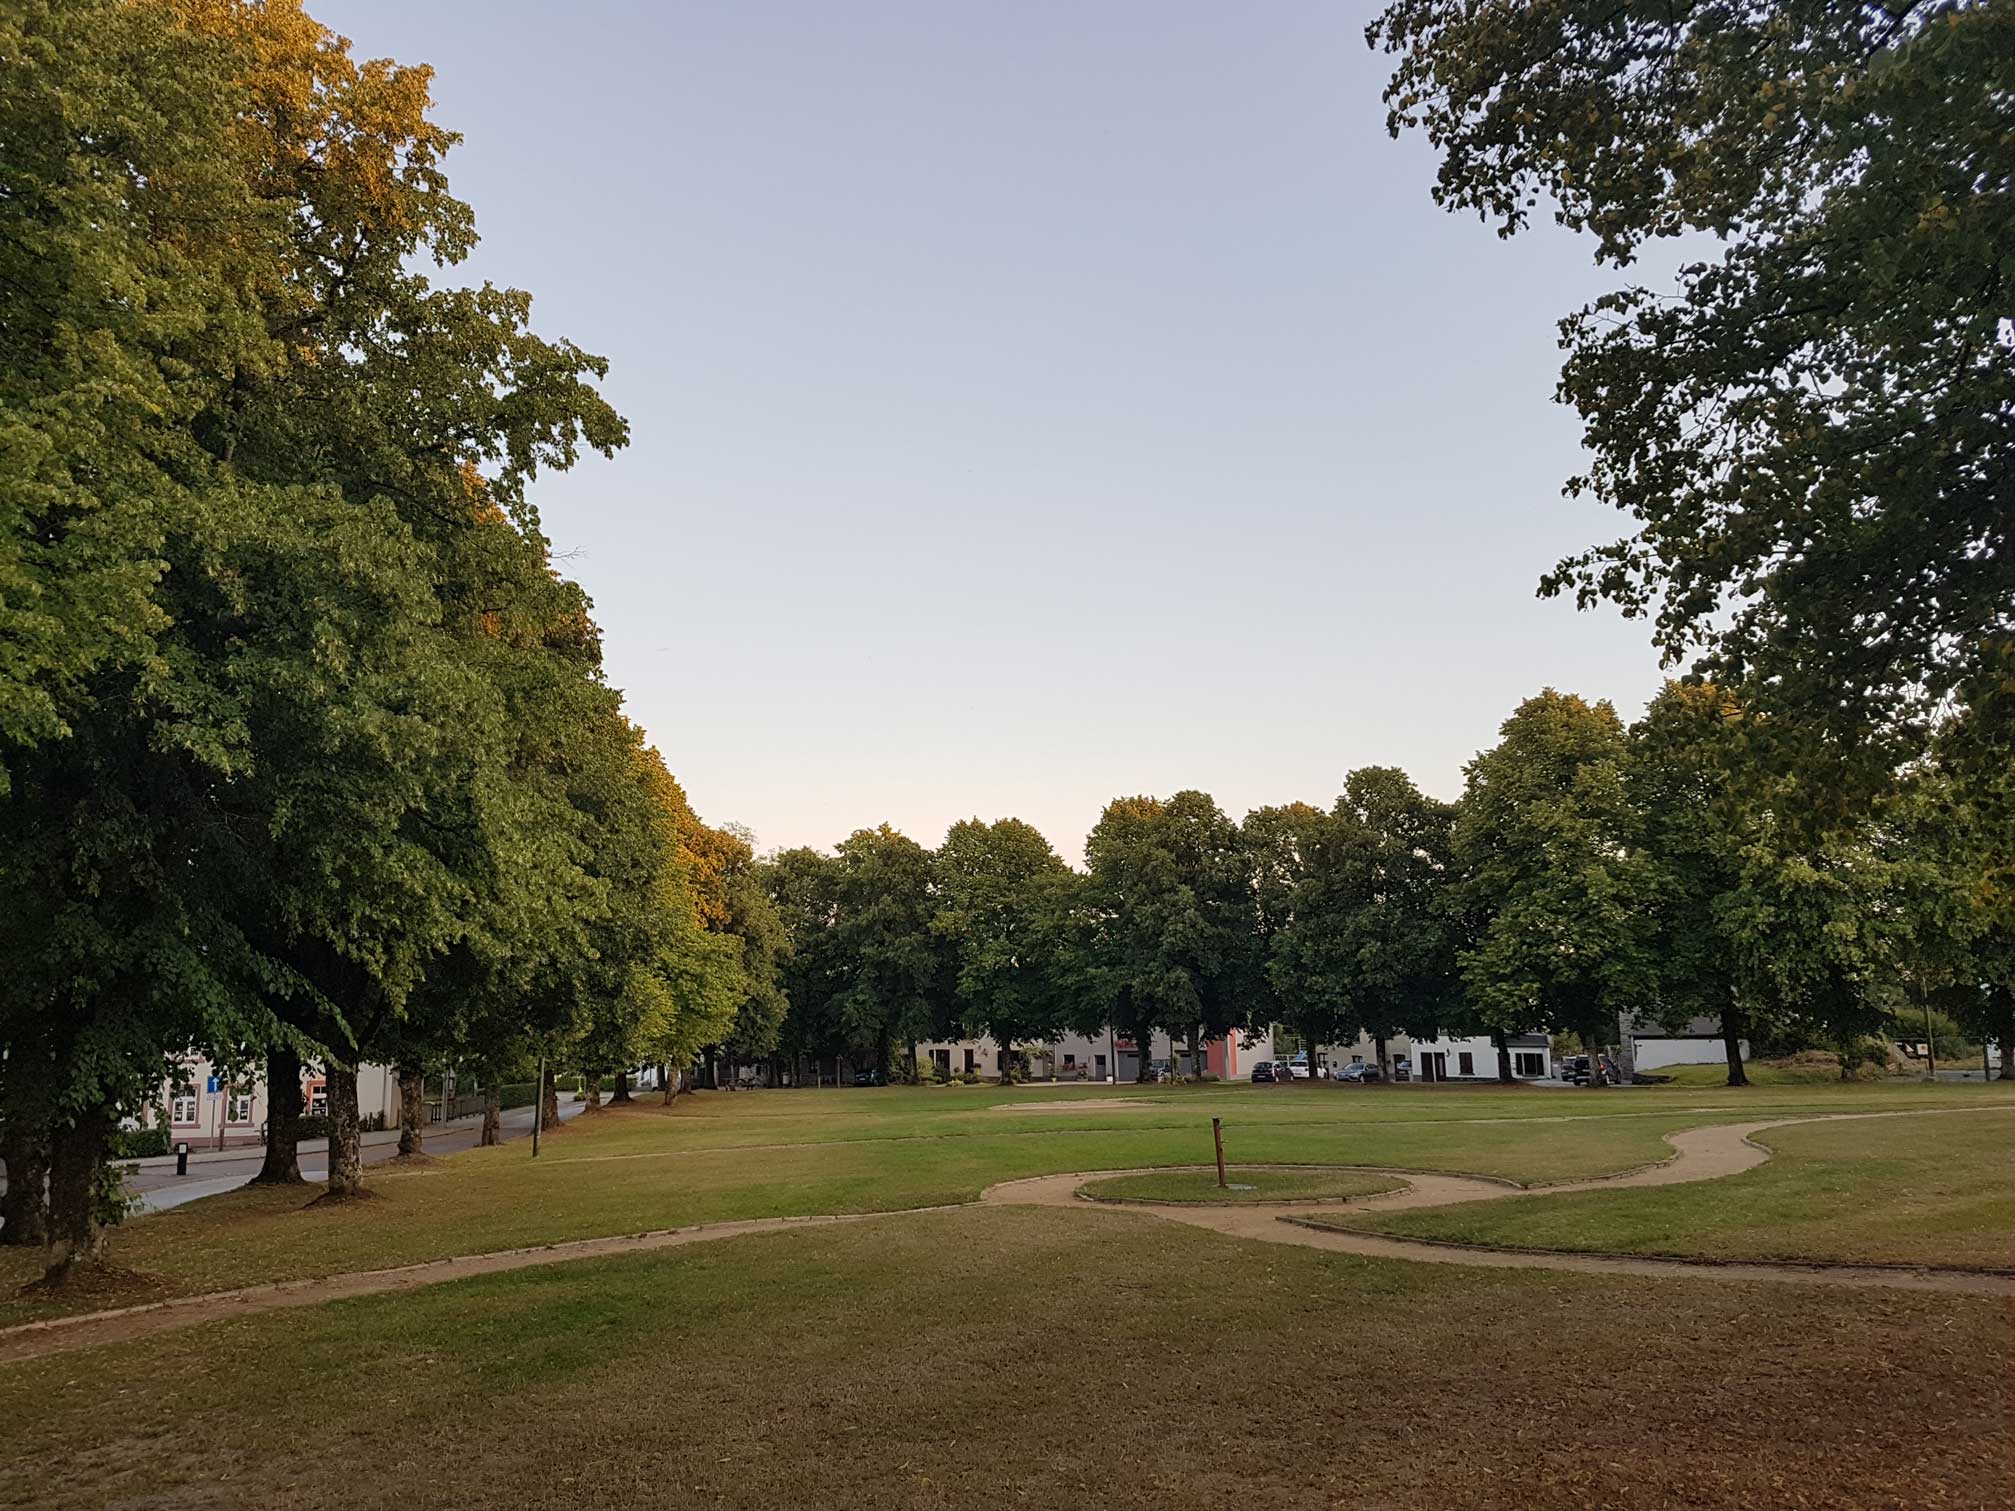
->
[322,0,1668,859]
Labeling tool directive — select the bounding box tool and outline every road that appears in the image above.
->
[127,1099,586,1213]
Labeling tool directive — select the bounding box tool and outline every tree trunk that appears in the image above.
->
[660,1063,676,1105]
[702,1047,718,1090]
[255,1046,305,1184]
[583,1074,602,1110]
[1996,993,2015,1080]
[1374,1036,1390,1079]
[1188,1027,1203,1081]
[1493,1029,1514,1084]
[906,1036,919,1084]
[540,1069,562,1131]
[876,1030,891,1083]
[1722,1007,1749,1089]
[0,1121,50,1247]
[325,1063,364,1196]
[42,1105,114,1282]
[1135,1034,1153,1083]
[611,1071,632,1104]
[1583,1027,1606,1088]
[397,1064,425,1156]
[480,1086,501,1146]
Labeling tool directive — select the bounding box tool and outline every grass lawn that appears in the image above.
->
[4,1080,2012,1328]
[1079,1166,1404,1203]
[5,1206,2013,1511]
[1334,1107,2015,1269]
[1654,1060,1871,1087]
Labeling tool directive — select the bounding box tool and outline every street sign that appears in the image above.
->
[206,1074,220,1094]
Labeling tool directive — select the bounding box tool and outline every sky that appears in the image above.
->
[320,0,1672,860]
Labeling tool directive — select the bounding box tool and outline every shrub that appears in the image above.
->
[109,1127,170,1159]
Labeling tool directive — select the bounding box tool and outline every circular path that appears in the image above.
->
[4,1108,2011,1366]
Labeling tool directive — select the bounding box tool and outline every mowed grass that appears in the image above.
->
[1079,1166,1403,1203]
[5,1206,2013,1511]
[4,1079,2012,1327]
[1339,1108,2015,1269]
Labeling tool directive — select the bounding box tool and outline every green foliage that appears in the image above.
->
[1371,0,2015,757]
[933,818,1075,1075]
[1625,682,1901,1074]
[1266,771,1462,1055]
[831,826,949,1065]
[1082,792,1255,1077]
[1456,691,1648,1063]
[107,1128,170,1160]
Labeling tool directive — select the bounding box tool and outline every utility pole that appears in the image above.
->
[1212,1117,1227,1189]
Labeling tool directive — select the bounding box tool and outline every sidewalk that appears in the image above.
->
[125,1099,586,1214]
[129,1107,520,1172]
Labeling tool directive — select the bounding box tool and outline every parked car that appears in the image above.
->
[1337,1062,1382,1083]
[1560,1055,1590,1084]
[1250,1061,1281,1084]
[1390,1058,1411,1082]
[853,1067,887,1087]
[1283,1056,1311,1080]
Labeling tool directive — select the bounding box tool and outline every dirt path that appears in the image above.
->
[4,1108,2009,1366]
[981,1113,2015,1298]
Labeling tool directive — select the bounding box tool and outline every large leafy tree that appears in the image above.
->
[1242,802,1332,1066]
[766,847,847,1080]
[933,818,1074,1082]
[1457,691,1649,1085]
[1929,686,2015,1076]
[0,0,271,794]
[2,0,633,1259]
[1082,792,1254,1081]
[1370,2,2015,763]
[1627,682,1899,1086]
[830,826,947,1079]
[1271,772,1462,1076]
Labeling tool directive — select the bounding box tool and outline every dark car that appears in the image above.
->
[1338,1061,1382,1083]
[1250,1061,1280,1083]
[853,1067,887,1087]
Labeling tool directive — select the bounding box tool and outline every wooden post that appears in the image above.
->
[532,1055,544,1159]
[1212,1117,1226,1189]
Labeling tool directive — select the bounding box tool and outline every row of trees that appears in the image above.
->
[0,1,782,1279]
[756,678,2015,1096]
[1361,4,2015,1065]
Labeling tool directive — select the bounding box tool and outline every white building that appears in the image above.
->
[915,1027,1276,1083]
[142,1055,403,1149]
[1310,1030,1552,1081]
[1617,1013,1749,1073]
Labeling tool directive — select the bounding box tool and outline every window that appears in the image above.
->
[227,1091,254,1125]
[1062,1054,1076,1068]
[1457,1052,1474,1077]
[171,1094,199,1126]
[1515,1052,1545,1078]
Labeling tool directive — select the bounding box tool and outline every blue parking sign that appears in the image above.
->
[206,1074,220,1094]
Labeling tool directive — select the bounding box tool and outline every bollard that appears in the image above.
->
[174,1141,189,1177]
[1212,1117,1227,1188]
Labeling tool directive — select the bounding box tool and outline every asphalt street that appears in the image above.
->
[126,1099,585,1213]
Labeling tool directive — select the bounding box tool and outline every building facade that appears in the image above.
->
[143,1056,404,1149]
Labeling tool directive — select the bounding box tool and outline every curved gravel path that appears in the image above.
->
[4,1107,2009,1366]
[979,1114,2015,1299]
